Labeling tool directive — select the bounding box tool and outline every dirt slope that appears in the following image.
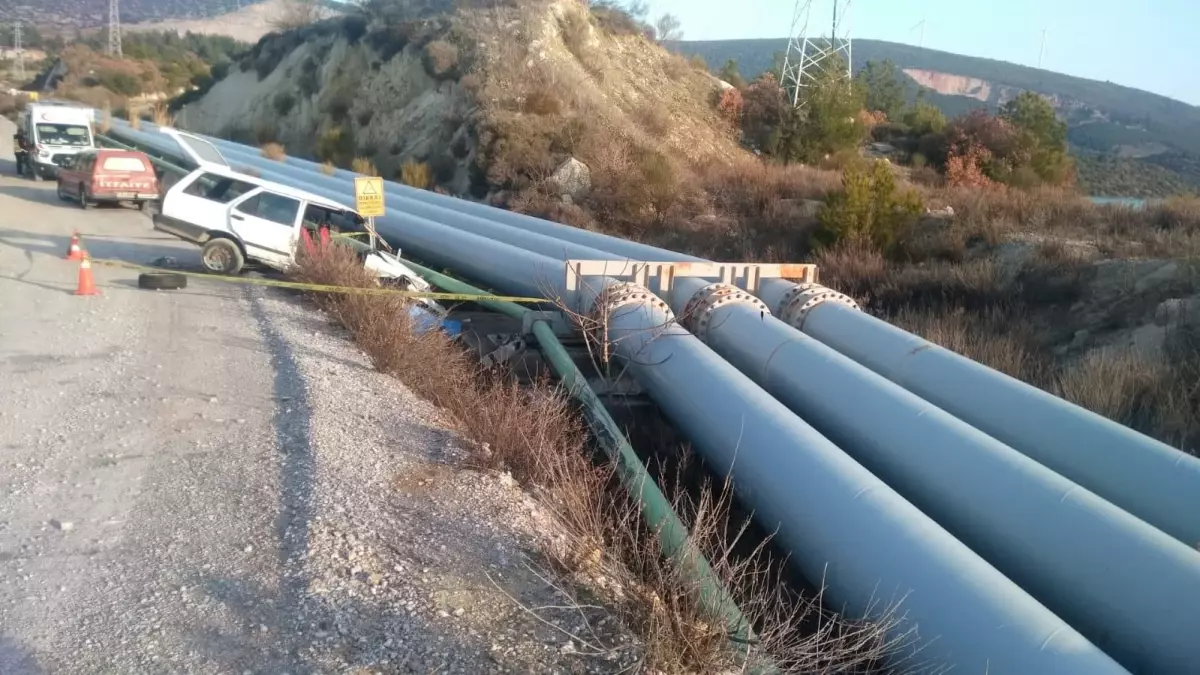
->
[175,0,743,196]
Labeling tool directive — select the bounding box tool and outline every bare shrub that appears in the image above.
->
[892,305,1049,383]
[522,88,563,116]
[400,161,432,189]
[352,156,379,176]
[289,239,909,671]
[271,0,321,31]
[635,101,671,136]
[99,102,113,134]
[261,142,287,161]
[150,102,174,128]
[127,107,140,130]
[423,40,459,79]
[320,161,336,176]
[1056,348,1164,430]
[559,10,591,57]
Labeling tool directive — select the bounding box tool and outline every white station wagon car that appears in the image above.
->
[150,128,432,294]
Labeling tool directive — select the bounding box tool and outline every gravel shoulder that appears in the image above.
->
[0,120,633,673]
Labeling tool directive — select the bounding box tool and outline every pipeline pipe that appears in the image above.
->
[799,301,1200,548]
[233,133,1197,672]
[208,133,1200,549]
[397,260,759,650]
[108,124,1133,673]
[668,277,1200,675]
[215,139,1200,551]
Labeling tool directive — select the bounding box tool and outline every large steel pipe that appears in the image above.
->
[225,144,1199,671]
[798,301,1200,548]
[112,124,1132,674]
[668,277,1200,675]
[214,131,1200,549]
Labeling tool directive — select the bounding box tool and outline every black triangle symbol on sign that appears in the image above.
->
[360,181,380,196]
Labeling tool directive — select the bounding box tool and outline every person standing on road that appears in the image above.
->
[13,128,28,176]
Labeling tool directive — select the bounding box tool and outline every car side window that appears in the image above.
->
[237,192,301,227]
[254,193,302,227]
[182,173,257,204]
[235,194,261,215]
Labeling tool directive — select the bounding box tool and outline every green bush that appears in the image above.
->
[817,160,924,251]
[93,70,143,97]
[273,91,296,116]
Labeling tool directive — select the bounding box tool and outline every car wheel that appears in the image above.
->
[201,238,245,276]
[77,186,90,210]
[137,271,188,290]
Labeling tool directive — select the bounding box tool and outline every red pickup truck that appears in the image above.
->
[56,148,160,211]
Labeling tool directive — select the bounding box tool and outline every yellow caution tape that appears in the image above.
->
[88,257,550,305]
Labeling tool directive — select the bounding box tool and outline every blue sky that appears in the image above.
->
[644,0,1199,106]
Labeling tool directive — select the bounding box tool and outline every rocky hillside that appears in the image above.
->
[672,38,1200,196]
[175,0,746,219]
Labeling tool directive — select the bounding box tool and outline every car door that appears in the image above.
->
[227,189,302,269]
[57,154,81,196]
[79,153,98,197]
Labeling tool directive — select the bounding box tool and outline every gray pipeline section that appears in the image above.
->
[666,277,1200,675]
[108,123,1132,674]
[208,137,1200,549]
[219,143,1197,673]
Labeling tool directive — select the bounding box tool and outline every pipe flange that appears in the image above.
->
[589,281,673,338]
[682,283,770,343]
[778,283,859,331]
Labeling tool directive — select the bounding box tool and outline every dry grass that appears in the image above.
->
[921,186,1200,259]
[150,102,174,128]
[261,142,287,161]
[320,161,336,176]
[351,157,379,177]
[99,102,113,134]
[400,161,432,189]
[127,107,140,130]
[289,242,910,671]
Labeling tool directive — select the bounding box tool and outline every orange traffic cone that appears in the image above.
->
[65,231,83,261]
[74,254,99,296]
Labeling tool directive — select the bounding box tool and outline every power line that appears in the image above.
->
[779,0,854,108]
[108,0,123,58]
[13,21,24,80]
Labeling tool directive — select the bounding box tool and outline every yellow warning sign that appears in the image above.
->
[354,177,386,217]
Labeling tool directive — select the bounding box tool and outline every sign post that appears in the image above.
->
[353,176,386,250]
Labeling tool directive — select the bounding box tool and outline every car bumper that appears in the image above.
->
[90,193,159,202]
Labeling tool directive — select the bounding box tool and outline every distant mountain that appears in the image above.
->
[670,38,1200,196]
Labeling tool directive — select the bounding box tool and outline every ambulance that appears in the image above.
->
[17,103,96,181]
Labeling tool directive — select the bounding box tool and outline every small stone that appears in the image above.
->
[452,608,464,617]
[209,397,218,403]
[50,519,73,531]
[243,545,253,553]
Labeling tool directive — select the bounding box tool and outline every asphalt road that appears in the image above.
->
[0,117,320,673]
[0,119,631,674]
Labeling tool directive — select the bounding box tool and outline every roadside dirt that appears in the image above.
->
[0,121,632,673]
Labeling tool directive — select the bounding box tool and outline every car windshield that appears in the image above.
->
[35,124,91,147]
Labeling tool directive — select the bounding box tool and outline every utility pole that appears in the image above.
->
[780,0,854,108]
[910,15,927,49]
[13,21,24,81]
[108,0,123,58]
[1038,29,1047,68]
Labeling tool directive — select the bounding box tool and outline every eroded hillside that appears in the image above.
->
[176,0,744,207]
